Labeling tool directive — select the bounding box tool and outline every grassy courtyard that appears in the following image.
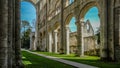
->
[34,51,120,68]
[22,51,74,68]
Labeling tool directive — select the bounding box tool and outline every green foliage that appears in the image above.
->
[21,20,32,49]
[22,51,73,68]
[21,28,31,49]
[21,20,31,29]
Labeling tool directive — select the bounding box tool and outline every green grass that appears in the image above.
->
[34,51,120,68]
[22,51,74,68]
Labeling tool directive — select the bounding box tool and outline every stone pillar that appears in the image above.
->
[76,20,82,56]
[100,0,115,61]
[8,0,13,68]
[34,4,39,51]
[99,0,108,60]
[119,14,120,44]
[0,0,8,68]
[15,0,23,67]
[81,21,84,56]
[54,30,58,53]
[107,0,115,61]
[12,0,16,67]
[34,33,37,50]
[66,26,70,55]
[60,0,66,54]
[49,32,52,52]
[114,7,120,61]
[30,34,32,50]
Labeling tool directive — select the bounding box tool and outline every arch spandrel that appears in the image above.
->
[53,22,60,30]
[21,0,39,6]
[79,1,100,19]
[64,13,74,25]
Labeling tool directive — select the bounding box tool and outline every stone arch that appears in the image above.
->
[48,25,53,32]
[53,21,60,30]
[79,1,100,19]
[21,0,36,8]
[65,13,75,25]
[55,0,60,8]
[77,0,101,56]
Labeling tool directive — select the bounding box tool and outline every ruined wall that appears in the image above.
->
[70,32,77,53]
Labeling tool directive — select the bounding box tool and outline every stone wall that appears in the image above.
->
[70,32,77,53]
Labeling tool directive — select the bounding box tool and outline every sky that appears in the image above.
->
[84,7,100,33]
[69,7,100,33]
[21,2,100,34]
[21,2,36,31]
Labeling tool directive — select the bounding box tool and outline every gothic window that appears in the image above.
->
[86,24,90,31]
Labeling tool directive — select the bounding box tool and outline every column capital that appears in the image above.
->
[54,30,58,33]
[75,20,80,25]
[65,25,69,30]
[75,19,85,26]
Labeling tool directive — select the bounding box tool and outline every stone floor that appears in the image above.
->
[23,49,98,68]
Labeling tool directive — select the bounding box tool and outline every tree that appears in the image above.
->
[21,28,32,49]
[21,20,30,34]
[21,21,31,48]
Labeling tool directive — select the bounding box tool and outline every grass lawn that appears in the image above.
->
[22,51,74,68]
[34,51,120,68]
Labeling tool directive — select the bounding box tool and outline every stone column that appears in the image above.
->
[118,13,120,46]
[99,0,108,60]
[8,0,13,68]
[12,0,16,67]
[49,32,52,52]
[60,0,66,54]
[114,8,120,61]
[30,34,32,50]
[54,30,58,53]
[34,33,37,50]
[66,26,70,55]
[81,21,84,56]
[15,0,23,67]
[0,0,8,68]
[107,0,115,61]
[76,20,82,56]
[34,4,39,51]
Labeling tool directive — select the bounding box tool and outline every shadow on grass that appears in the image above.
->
[22,51,74,68]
